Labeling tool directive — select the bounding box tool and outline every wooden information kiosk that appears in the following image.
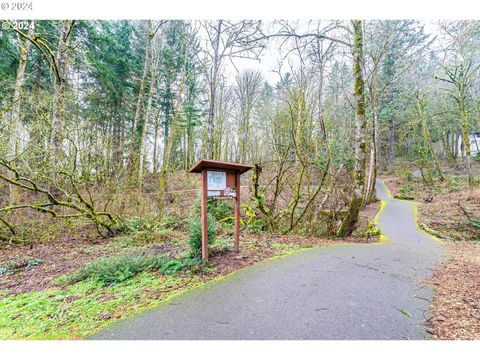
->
[189,159,252,260]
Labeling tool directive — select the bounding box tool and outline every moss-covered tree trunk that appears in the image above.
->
[414,93,442,186]
[365,95,378,203]
[461,105,473,186]
[337,20,368,238]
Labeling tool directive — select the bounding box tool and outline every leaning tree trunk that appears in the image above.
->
[337,20,368,238]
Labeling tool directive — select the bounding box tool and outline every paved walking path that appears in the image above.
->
[91,181,447,340]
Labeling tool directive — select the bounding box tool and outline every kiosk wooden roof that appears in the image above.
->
[189,159,252,174]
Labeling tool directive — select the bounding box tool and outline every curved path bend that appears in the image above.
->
[91,181,447,340]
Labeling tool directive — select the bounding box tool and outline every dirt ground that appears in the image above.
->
[380,175,401,197]
[0,232,375,297]
[0,235,118,295]
[418,188,480,242]
[426,241,480,340]
[0,201,379,297]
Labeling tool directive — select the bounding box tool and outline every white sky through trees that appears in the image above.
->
[215,20,440,86]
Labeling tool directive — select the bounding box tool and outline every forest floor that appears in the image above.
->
[381,170,480,340]
[0,200,380,339]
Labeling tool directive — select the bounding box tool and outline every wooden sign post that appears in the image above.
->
[189,159,252,261]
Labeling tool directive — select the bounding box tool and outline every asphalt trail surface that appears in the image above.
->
[91,180,446,339]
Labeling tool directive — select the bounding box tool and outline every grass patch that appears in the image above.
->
[270,242,312,253]
[394,194,415,200]
[0,272,203,339]
[210,236,233,253]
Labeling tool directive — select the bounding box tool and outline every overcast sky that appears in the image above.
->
[219,20,441,86]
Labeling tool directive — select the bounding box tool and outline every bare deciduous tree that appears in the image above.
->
[197,20,265,159]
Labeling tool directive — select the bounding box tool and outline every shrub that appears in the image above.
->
[242,203,269,234]
[159,258,200,274]
[365,222,381,238]
[63,253,200,285]
[395,183,415,200]
[125,216,168,233]
[125,217,149,232]
[395,166,413,181]
[0,257,41,275]
[191,196,234,223]
[188,213,217,259]
[245,218,268,234]
[393,194,415,200]
[161,215,183,230]
[447,176,460,192]
[64,253,161,285]
[119,215,176,244]
[208,200,234,224]
[210,236,233,253]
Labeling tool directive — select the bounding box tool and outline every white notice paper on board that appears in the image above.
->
[207,171,226,190]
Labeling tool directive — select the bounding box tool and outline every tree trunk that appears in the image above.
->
[365,95,378,203]
[417,95,444,183]
[453,132,459,160]
[158,50,188,216]
[337,20,367,238]
[111,106,124,173]
[51,20,75,157]
[461,106,473,186]
[134,22,162,188]
[130,21,153,177]
[388,117,395,171]
[442,130,455,165]
[7,22,35,204]
[240,112,249,162]
[186,121,194,170]
[206,20,222,159]
[153,109,161,174]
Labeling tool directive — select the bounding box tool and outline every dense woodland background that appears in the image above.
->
[1,20,479,243]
